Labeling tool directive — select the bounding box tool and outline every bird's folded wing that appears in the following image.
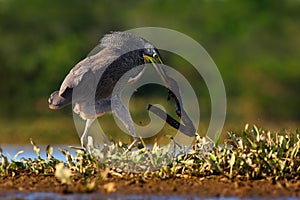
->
[58,48,122,97]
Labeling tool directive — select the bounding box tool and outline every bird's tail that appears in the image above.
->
[48,90,72,110]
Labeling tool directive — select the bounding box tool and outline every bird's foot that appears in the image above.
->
[80,136,92,154]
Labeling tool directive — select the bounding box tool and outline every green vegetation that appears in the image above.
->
[1,125,299,191]
[0,0,299,143]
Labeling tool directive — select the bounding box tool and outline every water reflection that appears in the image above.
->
[0,192,298,200]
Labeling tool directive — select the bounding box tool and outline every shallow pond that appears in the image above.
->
[0,144,77,161]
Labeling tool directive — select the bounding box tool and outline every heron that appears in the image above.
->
[48,32,195,149]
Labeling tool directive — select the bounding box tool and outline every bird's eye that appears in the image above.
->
[152,49,158,57]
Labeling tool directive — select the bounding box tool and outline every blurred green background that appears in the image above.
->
[0,0,299,144]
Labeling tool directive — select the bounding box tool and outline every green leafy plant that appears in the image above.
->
[0,124,299,188]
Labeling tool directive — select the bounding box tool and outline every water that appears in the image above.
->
[0,144,77,161]
[0,192,298,200]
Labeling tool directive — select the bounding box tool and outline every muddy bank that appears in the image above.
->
[0,173,299,199]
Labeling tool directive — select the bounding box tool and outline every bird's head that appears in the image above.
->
[142,44,170,87]
[142,43,163,65]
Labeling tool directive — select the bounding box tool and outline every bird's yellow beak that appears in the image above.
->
[143,53,170,87]
[143,53,164,65]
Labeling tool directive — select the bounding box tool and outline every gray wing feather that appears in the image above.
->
[59,47,122,99]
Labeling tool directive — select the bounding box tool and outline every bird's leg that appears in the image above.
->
[81,118,95,149]
[94,100,112,145]
[111,95,140,151]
